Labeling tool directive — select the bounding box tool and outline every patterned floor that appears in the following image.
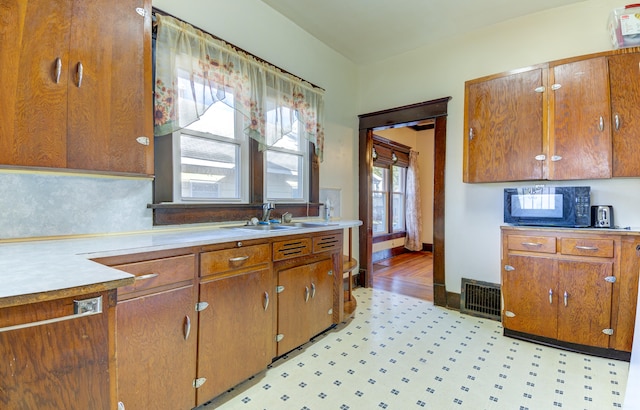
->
[201,287,629,410]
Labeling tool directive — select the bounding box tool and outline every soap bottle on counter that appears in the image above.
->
[324,198,331,222]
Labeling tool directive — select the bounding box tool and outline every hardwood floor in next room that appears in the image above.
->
[372,251,433,302]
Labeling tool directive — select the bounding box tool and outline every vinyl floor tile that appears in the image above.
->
[201,287,628,410]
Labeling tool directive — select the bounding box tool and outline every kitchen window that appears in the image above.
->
[150,11,324,224]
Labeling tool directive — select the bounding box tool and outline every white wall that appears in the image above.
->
[358,0,640,291]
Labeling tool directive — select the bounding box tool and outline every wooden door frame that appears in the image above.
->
[358,97,451,307]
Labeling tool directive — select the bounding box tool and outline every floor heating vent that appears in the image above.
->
[460,279,501,321]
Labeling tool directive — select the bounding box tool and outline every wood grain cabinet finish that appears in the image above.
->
[501,227,638,358]
[463,67,545,182]
[0,291,113,410]
[107,253,198,410]
[464,48,640,183]
[276,258,335,356]
[0,0,153,175]
[609,52,640,177]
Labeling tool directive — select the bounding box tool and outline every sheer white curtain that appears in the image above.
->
[153,15,325,159]
[404,150,422,251]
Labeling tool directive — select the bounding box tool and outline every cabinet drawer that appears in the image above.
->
[313,233,341,253]
[273,238,312,261]
[507,235,556,254]
[560,238,614,258]
[115,254,196,296]
[201,244,271,276]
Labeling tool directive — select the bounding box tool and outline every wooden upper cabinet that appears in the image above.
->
[548,57,611,180]
[0,0,153,175]
[463,67,545,183]
[609,52,640,177]
[0,0,71,168]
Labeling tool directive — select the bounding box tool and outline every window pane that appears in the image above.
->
[392,193,405,232]
[185,98,236,139]
[372,166,388,192]
[266,150,303,200]
[392,166,405,192]
[180,134,240,200]
[372,192,388,234]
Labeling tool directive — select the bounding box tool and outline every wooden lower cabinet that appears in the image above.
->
[196,267,275,406]
[116,285,197,409]
[277,258,335,355]
[96,251,198,410]
[0,291,113,410]
[501,227,636,359]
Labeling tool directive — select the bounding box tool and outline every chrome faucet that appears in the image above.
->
[261,202,275,222]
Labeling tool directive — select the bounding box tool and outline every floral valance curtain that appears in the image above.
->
[153,15,325,160]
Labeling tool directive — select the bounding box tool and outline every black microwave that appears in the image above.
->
[504,186,591,227]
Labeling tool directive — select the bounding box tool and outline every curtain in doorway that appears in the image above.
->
[405,150,422,251]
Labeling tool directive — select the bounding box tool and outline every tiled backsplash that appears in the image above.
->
[0,171,153,240]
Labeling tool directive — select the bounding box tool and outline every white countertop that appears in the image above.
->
[0,220,361,308]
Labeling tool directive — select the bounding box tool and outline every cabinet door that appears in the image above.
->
[463,68,544,182]
[67,0,153,174]
[277,263,314,355]
[549,57,611,180]
[0,0,70,168]
[197,268,274,406]
[116,285,197,410]
[502,254,557,339]
[307,258,335,338]
[609,53,640,177]
[556,260,613,348]
[0,293,111,409]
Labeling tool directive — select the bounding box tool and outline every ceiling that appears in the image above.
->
[261,0,587,65]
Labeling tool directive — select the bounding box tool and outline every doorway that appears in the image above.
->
[357,97,451,307]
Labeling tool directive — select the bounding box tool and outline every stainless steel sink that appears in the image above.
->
[223,221,338,231]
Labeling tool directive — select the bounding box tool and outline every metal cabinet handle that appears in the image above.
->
[76,62,83,87]
[469,128,474,141]
[563,291,568,307]
[311,283,316,299]
[184,315,191,340]
[549,289,553,304]
[615,114,621,131]
[575,245,598,251]
[229,256,249,262]
[134,273,159,281]
[551,83,562,91]
[522,242,542,247]
[304,286,310,302]
[55,58,62,83]
[0,296,103,333]
[263,291,269,311]
[598,116,604,132]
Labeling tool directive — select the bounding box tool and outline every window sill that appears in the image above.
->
[148,202,321,226]
[372,231,406,243]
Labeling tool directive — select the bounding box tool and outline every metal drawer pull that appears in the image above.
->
[55,58,62,83]
[598,116,604,132]
[469,128,474,140]
[263,291,269,311]
[184,315,191,340]
[135,273,159,281]
[549,289,553,304]
[76,62,83,87]
[0,296,102,333]
[615,114,621,131]
[522,242,542,247]
[563,291,568,307]
[229,256,249,262]
[311,283,316,299]
[304,286,310,302]
[575,245,598,251]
